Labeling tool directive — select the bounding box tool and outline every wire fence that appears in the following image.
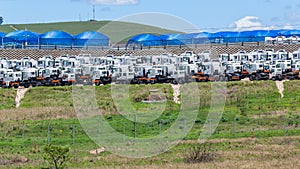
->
[0,111,299,149]
[0,41,298,51]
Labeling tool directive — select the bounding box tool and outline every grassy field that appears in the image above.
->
[0,88,16,110]
[0,21,178,43]
[0,81,300,168]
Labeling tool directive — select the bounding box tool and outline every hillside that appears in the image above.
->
[1,81,300,168]
[0,20,179,43]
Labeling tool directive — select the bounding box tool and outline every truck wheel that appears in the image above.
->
[178,79,184,84]
[249,76,253,81]
[256,76,259,81]
[226,76,231,81]
[36,82,42,86]
[172,80,178,84]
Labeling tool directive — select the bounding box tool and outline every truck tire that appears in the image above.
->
[178,79,184,84]
[172,80,178,84]
[226,76,231,81]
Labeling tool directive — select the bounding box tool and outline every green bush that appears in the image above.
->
[43,144,71,169]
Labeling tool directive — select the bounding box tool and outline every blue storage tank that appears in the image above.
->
[177,33,199,45]
[0,32,6,45]
[40,30,73,46]
[160,34,184,45]
[280,29,300,37]
[192,32,211,44]
[74,31,109,46]
[4,30,39,46]
[212,31,240,43]
[126,34,163,48]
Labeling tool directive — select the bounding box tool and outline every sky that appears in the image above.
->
[1,0,300,32]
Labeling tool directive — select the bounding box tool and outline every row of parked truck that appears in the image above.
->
[220,48,300,81]
[1,48,300,88]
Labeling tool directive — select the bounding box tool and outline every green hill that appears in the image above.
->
[0,20,179,43]
[1,81,300,168]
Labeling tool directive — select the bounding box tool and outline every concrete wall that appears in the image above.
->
[1,43,300,60]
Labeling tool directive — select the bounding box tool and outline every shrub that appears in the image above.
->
[184,144,217,163]
[43,144,71,169]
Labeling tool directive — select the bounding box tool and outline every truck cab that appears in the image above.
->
[2,71,22,88]
[20,68,38,88]
[224,62,242,81]
[270,65,283,81]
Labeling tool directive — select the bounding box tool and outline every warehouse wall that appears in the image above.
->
[1,43,300,60]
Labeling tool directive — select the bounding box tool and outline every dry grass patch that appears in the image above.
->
[0,107,76,121]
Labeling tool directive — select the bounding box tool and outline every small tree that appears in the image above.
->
[0,16,3,25]
[43,144,71,169]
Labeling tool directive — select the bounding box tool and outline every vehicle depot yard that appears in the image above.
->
[2,19,300,169]
[1,44,300,169]
[3,0,300,168]
[0,81,300,168]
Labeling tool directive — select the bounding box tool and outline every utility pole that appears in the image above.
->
[93,5,96,20]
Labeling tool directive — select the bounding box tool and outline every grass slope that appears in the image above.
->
[0,88,16,110]
[0,21,178,43]
[1,81,300,168]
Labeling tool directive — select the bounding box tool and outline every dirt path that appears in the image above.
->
[275,80,285,98]
[171,84,181,104]
[15,87,30,108]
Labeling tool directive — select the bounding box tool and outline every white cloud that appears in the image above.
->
[230,16,266,31]
[228,16,297,31]
[88,0,138,5]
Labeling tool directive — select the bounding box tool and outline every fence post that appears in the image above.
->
[123,121,126,142]
[34,138,37,150]
[258,118,261,138]
[22,122,25,146]
[284,114,286,137]
[47,124,51,144]
[184,117,187,139]
[98,118,100,145]
[234,117,237,138]
[134,115,137,142]
[72,125,75,145]
[210,119,213,136]
[159,120,162,140]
